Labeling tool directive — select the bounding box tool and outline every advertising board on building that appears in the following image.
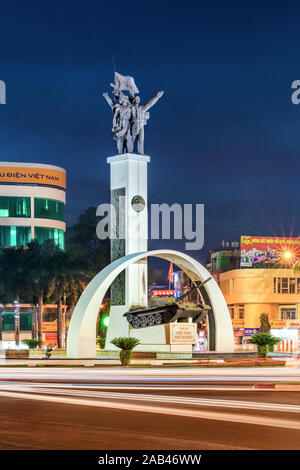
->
[244,328,259,336]
[270,319,286,329]
[240,235,300,267]
[42,321,57,333]
[0,166,66,189]
[232,320,245,328]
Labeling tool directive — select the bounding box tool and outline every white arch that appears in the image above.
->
[66,249,234,358]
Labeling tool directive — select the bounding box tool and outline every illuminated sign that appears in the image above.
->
[0,166,66,189]
[286,320,300,328]
[240,235,300,267]
[170,323,197,343]
[244,328,259,336]
[232,320,245,328]
[42,321,57,332]
[43,332,57,347]
[152,290,175,297]
[270,320,286,328]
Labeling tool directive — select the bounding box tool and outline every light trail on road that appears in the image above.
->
[1,367,300,449]
[1,384,300,413]
[0,387,300,431]
[0,366,300,386]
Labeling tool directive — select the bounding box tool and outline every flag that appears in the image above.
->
[111,72,139,95]
[167,262,174,285]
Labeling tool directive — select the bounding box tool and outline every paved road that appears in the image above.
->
[0,366,300,449]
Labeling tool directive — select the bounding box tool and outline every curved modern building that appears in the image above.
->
[0,162,66,249]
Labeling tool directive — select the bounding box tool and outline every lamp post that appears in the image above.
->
[0,306,3,350]
[14,300,20,348]
[31,304,38,341]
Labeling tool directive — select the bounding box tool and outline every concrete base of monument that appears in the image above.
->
[105,305,131,350]
[106,322,196,354]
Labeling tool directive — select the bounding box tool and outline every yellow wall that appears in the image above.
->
[219,268,300,328]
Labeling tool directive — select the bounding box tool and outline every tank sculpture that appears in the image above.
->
[123,278,212,329]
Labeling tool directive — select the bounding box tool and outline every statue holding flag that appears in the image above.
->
[103,72,164,155]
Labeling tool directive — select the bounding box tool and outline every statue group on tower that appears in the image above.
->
[103,72,164,155]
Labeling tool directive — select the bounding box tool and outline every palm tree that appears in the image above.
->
[110,337,141,366]
[0,247,29,346]
[247,333,281,358]
[46,247,91,348]
[25,241,61,343]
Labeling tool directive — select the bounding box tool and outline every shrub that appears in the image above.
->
[247,333,281,358]
[22,339,42,349]
[110,337,140,366]
[96,336,106,349]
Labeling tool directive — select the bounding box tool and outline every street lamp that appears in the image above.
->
[14,300,20,349]
[283,250,292,261]
[0,306,4,350]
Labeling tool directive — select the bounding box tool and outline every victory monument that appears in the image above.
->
[66,72,234,358]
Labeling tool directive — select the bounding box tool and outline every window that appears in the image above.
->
[290,278,296,294]
[274,277,300,294]
[282,278,289,294]
[43,311,57,322]
[0,196,30,217]
[238,305,244,319]
[34,198,64,221]
[34,227,65,249]
[0,226,31,247]
[20,312,32,331]
[2,312,15,331]
[280,308,297,320]
[228,305,234,319]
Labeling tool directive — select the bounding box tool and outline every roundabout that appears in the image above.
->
[66,249,234,358]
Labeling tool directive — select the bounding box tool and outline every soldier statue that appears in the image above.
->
[103,72,164,155]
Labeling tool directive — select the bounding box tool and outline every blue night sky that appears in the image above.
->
[0,0,299,262]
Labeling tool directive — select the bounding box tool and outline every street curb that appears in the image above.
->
[253,384,300,390]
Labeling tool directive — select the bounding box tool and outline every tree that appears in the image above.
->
[97,299,110,349]
[293,261,300,273]
[259,313,271,333]
[110,337,140,366]
[22,339,42,349]
[25,241,60,342]
[0,247,29,346]
[46,247,91,348]
[0,236,92,349]
[247,333,281,358]
[66,207,110,273]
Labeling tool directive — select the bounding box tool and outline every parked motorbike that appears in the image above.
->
[44,346,53,359]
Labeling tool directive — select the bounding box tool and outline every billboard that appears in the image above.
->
[0,166,66,189]
[240,235,300,267]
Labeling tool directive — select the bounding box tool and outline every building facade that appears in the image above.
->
[0,162,66,249]
[0,303,67,349]
[219,268,300,352]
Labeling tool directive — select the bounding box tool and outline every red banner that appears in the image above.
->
[240,235,300,267]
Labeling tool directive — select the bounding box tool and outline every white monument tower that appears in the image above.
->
[65,72,235,358]
[103,73,164,349]
[105,153,149,346]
